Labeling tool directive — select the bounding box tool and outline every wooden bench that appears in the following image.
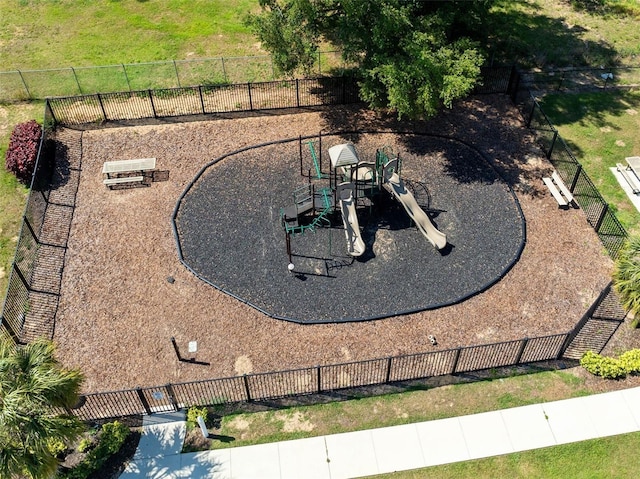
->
[543,171,575,207]
[616,163,640,194]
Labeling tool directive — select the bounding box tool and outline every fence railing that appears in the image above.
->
[522,93,628,258]
[0,51,349,102]
[0,107,81,344]
[47,76,362,125]
[69,333,571,420]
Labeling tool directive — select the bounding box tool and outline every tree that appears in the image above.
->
[613,235,640,324]
[248,0,493,118]
[0,336,85,479]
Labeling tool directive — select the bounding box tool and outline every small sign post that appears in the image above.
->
[197,415,209,438]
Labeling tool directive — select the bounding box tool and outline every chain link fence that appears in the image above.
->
[522,93,628,258]
[0,52,348,102]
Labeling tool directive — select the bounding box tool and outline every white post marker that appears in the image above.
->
[287,263,295,273]
[197,416,209,438]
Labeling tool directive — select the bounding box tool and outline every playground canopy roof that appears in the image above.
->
[329,143,360,168]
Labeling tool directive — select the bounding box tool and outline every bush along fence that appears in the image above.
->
[522,94,628,258]
[68,282,626,421]
[0,104,81,344]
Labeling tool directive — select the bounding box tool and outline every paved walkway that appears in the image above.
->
[119,386,640,478]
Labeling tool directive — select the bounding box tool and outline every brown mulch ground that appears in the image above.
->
[52,96,622,393]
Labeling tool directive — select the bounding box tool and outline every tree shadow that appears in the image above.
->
[486,0,619,69]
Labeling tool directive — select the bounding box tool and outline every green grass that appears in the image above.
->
[210,370,591,449]
[0,0,261,70]
[184,368,640,477]
[0,101,43,309]
[540,89,640,234]
[371,432,640,478]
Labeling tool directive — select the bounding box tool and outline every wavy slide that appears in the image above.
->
[382,160,447,250]
[337,182,365,256]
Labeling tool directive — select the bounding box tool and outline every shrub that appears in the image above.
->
[46,438,67,457]
[187,406,208,427]
[4,119,42,184]
[62,421,130,479]
[580,351,627,379]
[619,349,640,374]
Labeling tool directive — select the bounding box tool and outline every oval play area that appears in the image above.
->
[173,132,525,323]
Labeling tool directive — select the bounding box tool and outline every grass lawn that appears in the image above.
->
[0,0,261,70]
[0,101,43,308]
[371,432,640,478]
[540,89,640,234]
[179,368,640,477]
[202,370,592,450]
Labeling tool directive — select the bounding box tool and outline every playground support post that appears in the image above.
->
[285,231,292,263]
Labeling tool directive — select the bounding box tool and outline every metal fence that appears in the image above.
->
[0,52,349,102]
[522,94,628,258]
[47,76,361,125]
[70,333,571,420]
[0,106,82,343]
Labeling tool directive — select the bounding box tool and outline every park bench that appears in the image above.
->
[543,171,575,208]
[102,158,156,188]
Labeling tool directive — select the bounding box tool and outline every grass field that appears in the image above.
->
[540,90,640,235]
[372,432,640,478]
[0,0,261,69]
[205,370,591,449]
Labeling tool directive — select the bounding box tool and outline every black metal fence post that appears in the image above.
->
[296,79,300,107]
[136,387,152,415]
[451,347,462,374]
[165,383,179,411]
[317,365,322,394]
[514,338,529,365]
[385,357,393,383]
[97,94,107,121]
[198,85,206,114]
[570,164,582,193]
[248,83,253,110]
[243,374,252,402]
[149,90,157,118]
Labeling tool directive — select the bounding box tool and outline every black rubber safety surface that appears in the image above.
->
[173,133,525,323]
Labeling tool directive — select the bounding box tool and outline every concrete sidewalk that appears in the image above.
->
[119,386,640,478]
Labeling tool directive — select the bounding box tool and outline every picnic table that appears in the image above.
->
[102,158,156,188]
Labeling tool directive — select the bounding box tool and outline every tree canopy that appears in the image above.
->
[0,337,85,479]
[248,0,494,118]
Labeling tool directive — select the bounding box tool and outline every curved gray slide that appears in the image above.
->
[337,182,366,256]
[382,160,447,250]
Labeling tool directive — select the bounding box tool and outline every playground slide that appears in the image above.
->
[382,161,447,250]
[337,183,366,257]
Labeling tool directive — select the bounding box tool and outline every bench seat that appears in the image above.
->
[542,176,568,206]
[103,176,144,186]
[543,171,575,207]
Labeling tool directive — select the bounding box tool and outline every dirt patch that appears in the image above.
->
[275,410,315,433]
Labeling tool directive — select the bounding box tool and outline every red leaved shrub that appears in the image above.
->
[5,119,42,185]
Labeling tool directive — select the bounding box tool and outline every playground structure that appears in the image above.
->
[280,140,447,262]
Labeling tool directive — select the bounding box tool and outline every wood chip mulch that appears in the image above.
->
[52,96,618,393]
